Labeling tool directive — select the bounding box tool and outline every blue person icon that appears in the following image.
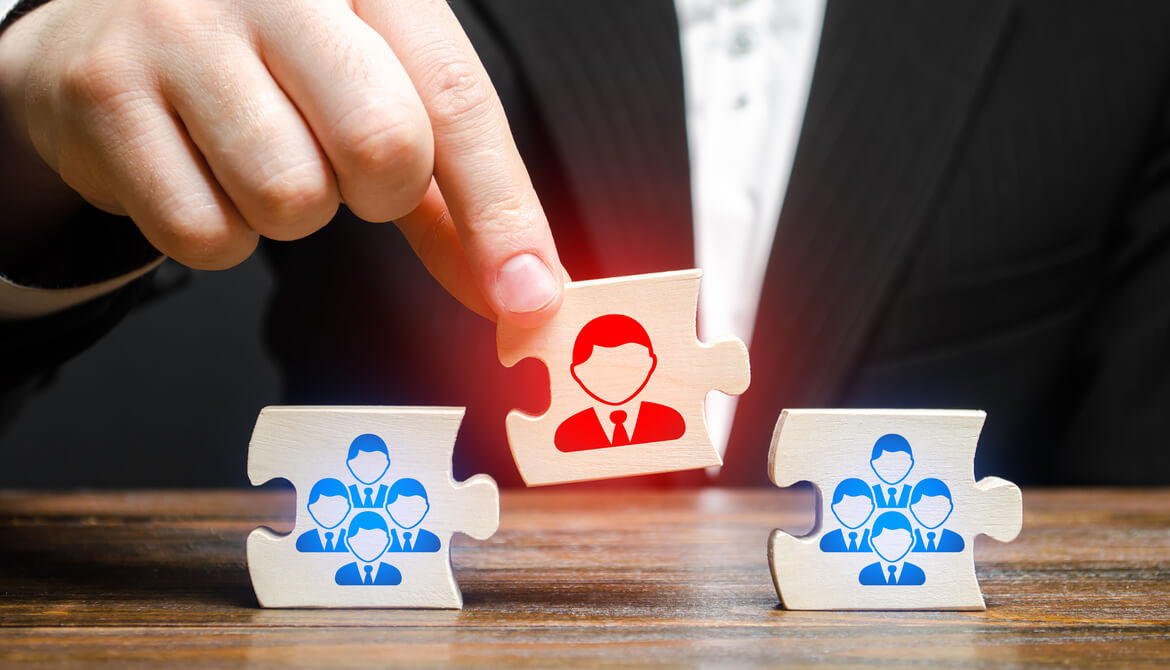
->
[296,478,352,553]
[385,478,441,553]
[869,434,915,508]
[910,478,965,552]
[858,511,926,586]
[346,434,390,508]
[334,511,402,586]
[819,478,875,552]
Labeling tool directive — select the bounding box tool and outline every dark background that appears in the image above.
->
[0,258,279,488]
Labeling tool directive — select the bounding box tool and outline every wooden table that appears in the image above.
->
[0,488,1167,667]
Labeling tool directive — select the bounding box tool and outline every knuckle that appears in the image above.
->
[157,199,253,270]
[419,52,497,128]
[60,49,142,111]
[249,162,336,236]
[332,103,429,176]
[461,188,536,237]
[137,0,225,45]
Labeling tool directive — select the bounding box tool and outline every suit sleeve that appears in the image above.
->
[0,203,166,435]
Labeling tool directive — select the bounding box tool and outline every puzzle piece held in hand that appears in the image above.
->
[246,406,498,608]
[498,269,750,486]
[768,409,1021,610]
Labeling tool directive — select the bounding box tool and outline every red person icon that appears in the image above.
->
[554,314,686,452]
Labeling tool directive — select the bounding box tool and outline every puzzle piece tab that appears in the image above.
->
[767,409,1021,610]
[246,406,498,608]
[498,269,750,486]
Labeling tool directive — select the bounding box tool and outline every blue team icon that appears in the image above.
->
[869,434,915,508]
[334,511,403,586]
[859,511,926,586]
[910,478,965,552]
[385,478,441,552]
[296,478,352,553]
[819,478,875,552]
[346,434,391,508]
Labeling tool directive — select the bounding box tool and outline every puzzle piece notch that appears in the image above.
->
[497,269,751,486]
[767,409,1022,610]
[448,473,500,541]
[246,406,498,608]
[970,476,1022,543]
[692,335,751,396]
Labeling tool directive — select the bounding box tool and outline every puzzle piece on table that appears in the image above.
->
[767,409,1022,610]
[246,406,498,608]
[497,269,750,486]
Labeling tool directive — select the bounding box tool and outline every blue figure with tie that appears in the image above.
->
[819,478,875,552]
[346,433,390,508]
[859,511,926,586]
[910,478,965,553]
[869,434,915,508]
[385,478,441,553]
[335,511,402,586]
[296,477,352,552]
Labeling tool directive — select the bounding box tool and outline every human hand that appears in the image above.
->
[0,0,564,324]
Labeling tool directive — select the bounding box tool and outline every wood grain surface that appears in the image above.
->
[0,488,1167,668]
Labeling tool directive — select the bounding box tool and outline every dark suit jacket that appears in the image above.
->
[5,1,1170,486]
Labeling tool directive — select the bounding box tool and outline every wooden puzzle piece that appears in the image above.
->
[497,269,750,486]
[246,406,498,608]
[767,409,1021,610]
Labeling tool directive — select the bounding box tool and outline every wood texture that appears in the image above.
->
[0,488,1167,668]
[769,409,1022,610]
[247,406,498,608]
[497,269,750,486]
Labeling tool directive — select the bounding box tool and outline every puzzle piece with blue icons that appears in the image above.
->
[245,406,498,608]
[767,409,1022,610]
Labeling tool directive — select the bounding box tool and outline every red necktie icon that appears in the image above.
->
[610,411,630,446]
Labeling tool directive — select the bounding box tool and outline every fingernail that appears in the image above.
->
[496,253,558,314]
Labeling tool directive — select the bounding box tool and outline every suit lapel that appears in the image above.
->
[720,0,1018,483]
[472,0,694,279]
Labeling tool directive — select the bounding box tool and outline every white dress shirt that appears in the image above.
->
[676,0,826,462]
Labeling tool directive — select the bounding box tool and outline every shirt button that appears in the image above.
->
[730,28,753,56]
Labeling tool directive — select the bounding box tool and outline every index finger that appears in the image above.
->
[355,0,565,326]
